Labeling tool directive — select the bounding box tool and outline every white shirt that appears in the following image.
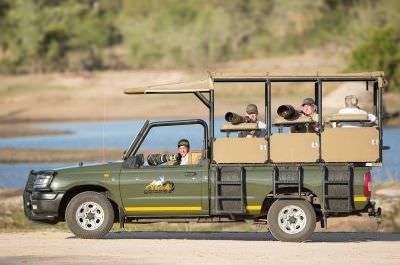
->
[257,120,267,129]
[337,107,376,127]
[180,154,190,165]
[244,120,267,138]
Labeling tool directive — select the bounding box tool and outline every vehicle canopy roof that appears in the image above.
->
[124,72,386,95]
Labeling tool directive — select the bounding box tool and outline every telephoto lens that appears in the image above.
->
[225,112,246,124]
[147,154,163,166]
[277,105,300,120]
[147,153,182,166]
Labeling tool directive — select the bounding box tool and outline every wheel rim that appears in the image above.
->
[277,205,307,234]
[75,201,105,230]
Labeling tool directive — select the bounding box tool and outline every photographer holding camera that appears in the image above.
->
[238,104,266,138]
[147,139,191,166]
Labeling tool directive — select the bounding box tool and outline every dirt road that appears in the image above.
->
[0,231,398,265]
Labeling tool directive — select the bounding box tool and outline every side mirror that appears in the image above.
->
[123,154,144,169]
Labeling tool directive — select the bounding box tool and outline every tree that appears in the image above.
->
[349,27,400,91]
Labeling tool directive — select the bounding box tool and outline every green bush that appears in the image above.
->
[0,0,121,72]
[120,0,274,69]
[0,0,399,74]
[348,27,400,92]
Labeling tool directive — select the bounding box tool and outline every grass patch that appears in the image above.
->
[0,208,68,233]
[0,82,62,97]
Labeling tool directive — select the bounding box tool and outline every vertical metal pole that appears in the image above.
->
[265,80,271,162]
[373,81,378,116]
[314,82,319,107]
[317,79,323,131]
[376,81,383,162]
[210,89,215,161]
[317,80,323,163]
[208,89,214,216]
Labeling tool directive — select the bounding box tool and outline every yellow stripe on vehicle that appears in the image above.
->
[246,205,262,211]
[125,206,202,212]
[354,196,368,202]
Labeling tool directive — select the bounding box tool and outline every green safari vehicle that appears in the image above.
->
[23,72,384,242]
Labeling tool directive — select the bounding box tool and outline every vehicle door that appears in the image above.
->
[119,121,209,217]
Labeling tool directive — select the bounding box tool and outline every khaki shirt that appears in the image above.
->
[238,120,267,138]
[291,112,319,133]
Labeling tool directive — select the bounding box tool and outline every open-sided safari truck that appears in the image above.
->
[23,72,385,242]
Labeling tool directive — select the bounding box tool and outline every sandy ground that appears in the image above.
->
[0,186,399,264]
[0,231,399,265]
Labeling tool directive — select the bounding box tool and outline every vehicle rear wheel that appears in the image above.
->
[267,199,316,242]
[65,191,114,239]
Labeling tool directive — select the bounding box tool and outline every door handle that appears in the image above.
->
[184,172,197,177]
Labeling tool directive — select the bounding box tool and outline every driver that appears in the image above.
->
[175,139,191,165]
[146,139,192,166]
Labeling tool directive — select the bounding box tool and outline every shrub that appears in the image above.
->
[348,27,400,92]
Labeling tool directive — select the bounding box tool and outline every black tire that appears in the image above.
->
[65,191,114,239]
[267,199,316,242]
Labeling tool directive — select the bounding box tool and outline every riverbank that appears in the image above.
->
[0,148,122,163]
[0,124,70,138]
[0,48,346,123]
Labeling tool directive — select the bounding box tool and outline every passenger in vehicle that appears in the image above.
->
[238,104,267,138]
[337,95,377,127]
[291,98,320,133]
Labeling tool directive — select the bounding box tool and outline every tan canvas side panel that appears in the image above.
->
[270,134,319,163]
[322,127,379,162]
[213,138,267,163]
[190,151,203,164]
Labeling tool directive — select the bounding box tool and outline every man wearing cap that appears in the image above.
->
[238,104,267,138]
[175,139,192,166]
[336,95,376,127]
[291,98,319,133]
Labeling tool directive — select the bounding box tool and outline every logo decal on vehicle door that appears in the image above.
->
[144,176,175,194]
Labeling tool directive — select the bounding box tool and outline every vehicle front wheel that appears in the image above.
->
[65,191,114,239]
[267,199,316,242]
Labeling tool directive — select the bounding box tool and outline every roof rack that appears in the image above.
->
[210,72,385,83]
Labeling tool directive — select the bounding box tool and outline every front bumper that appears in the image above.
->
[23,190,64,223]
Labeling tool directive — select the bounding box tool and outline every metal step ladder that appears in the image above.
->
[215,166,246,214]
[273,165,303,198]
[322,165,353,215]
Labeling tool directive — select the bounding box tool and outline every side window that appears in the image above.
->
[137,124,205,167]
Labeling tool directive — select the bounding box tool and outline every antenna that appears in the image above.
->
[102,85,105,162]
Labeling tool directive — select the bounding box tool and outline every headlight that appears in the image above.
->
[33,175,54,190]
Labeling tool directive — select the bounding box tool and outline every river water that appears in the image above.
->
[0,119,398,188]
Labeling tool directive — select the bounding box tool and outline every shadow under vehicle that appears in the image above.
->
[23,72,387,242]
